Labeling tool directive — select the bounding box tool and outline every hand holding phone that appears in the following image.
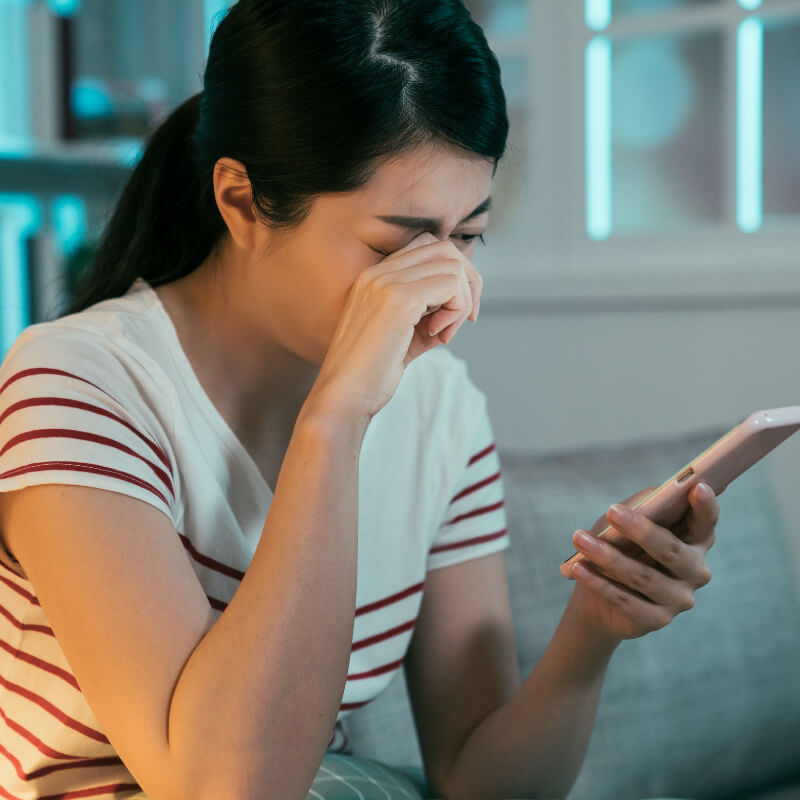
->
[560,406,800,578]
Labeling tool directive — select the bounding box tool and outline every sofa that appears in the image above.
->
[334,426,800,800]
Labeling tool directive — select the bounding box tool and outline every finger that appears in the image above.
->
[465,263,483,322]
[572,529,695,611]
[570,561,674,632]
[432,263,473,340]
[682,482,720,549]
[445,261,481,336]
[602,504,703,582]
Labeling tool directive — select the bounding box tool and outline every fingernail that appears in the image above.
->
[573,530,594,548]
[697,482,712,498]
[609,503,633,522]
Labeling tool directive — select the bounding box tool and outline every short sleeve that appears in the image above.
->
[426,400,510,572]
[0,328,176,531]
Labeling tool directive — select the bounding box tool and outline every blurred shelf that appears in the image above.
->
[0,139,142,199]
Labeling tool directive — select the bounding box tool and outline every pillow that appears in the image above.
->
[122,755,429,800]
[306,754,429,799]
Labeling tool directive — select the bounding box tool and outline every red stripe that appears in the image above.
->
[0,783,23,800]
[178,534,424,625]
[0,368,113,402]
[29,756,125,782]
[1,428,173,500]
[450,470,501,504]
[0,603,55,636]
[0,739,29,782]
[0,707,85,760]
[0,396,171,472]
[339,699,370,711]
[0,573,40,607]
[178,534,245,581]
[39,783,141,800]
[0,674,109,744]
[430,528,508,555]
[0,740,123,783]
[0,461,170,509]
[355,581,424,617]
[444,499,505,526]
[0,558,24,579]
[348,657,404,681]
[0,638,80,690]
[351,619,416,652]
[208,595,228,612]
[468,443,495,466]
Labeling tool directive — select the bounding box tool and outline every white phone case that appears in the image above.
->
[561,406,800,575]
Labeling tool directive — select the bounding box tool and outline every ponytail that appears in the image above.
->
[62,93,226,316]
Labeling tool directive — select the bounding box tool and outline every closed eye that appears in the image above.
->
[371,233,487,258]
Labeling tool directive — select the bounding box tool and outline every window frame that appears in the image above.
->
[477,0,800,306]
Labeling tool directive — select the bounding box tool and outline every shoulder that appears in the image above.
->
[399,347,489,434]
[0,320,174,449]
[368,347,490,487]
[404,346,486,409]
[2,321,139,398]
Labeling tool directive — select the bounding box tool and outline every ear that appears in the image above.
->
[212,157,262,252]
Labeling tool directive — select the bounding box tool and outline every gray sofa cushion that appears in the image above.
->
[340,429,800,800]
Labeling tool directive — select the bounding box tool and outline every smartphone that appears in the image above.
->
[560,406,800,576]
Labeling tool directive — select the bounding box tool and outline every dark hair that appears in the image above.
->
[60,0,509,317]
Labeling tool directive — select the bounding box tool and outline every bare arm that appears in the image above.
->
[168,402,369,798]
[3,399,369,800]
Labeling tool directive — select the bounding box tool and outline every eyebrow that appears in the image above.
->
[375,196,492,232]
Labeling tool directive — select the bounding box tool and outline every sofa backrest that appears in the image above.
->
[341,429,800,799]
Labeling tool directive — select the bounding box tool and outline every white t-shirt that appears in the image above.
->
[0,277,510,798]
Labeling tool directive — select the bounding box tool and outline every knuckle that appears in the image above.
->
[655,609,674,630]
[661,539,684,568]
[357,265,377,285]
[370,271,389,289]
[610,588,632,607]
[679,591,695,612]
[430,239,459,257]
[697,566,712,587]
[630,567,652,593]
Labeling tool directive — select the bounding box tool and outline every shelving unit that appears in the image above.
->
[0,140,141,197]
[0,0,212,356]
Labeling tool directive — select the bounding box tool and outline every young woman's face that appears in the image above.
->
[246,141,495,365]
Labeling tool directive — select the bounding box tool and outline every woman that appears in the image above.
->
[0,1,718,798]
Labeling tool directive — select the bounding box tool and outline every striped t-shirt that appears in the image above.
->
[0,276,510,799]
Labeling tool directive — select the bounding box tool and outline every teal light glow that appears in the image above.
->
[0,0,32,148]
[738,0,763,10]
[585,0,611,32]
[47,0,80,15]
[586,37,612,241]
[53,196,87,256]
[204,0,236,50]
[113,137,145,168]
[737,17,763,233]
[72,78,113,120]
[0,195,41,360]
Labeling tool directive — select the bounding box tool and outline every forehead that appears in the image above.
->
[345,143,494,220]
[363,145,493,205]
